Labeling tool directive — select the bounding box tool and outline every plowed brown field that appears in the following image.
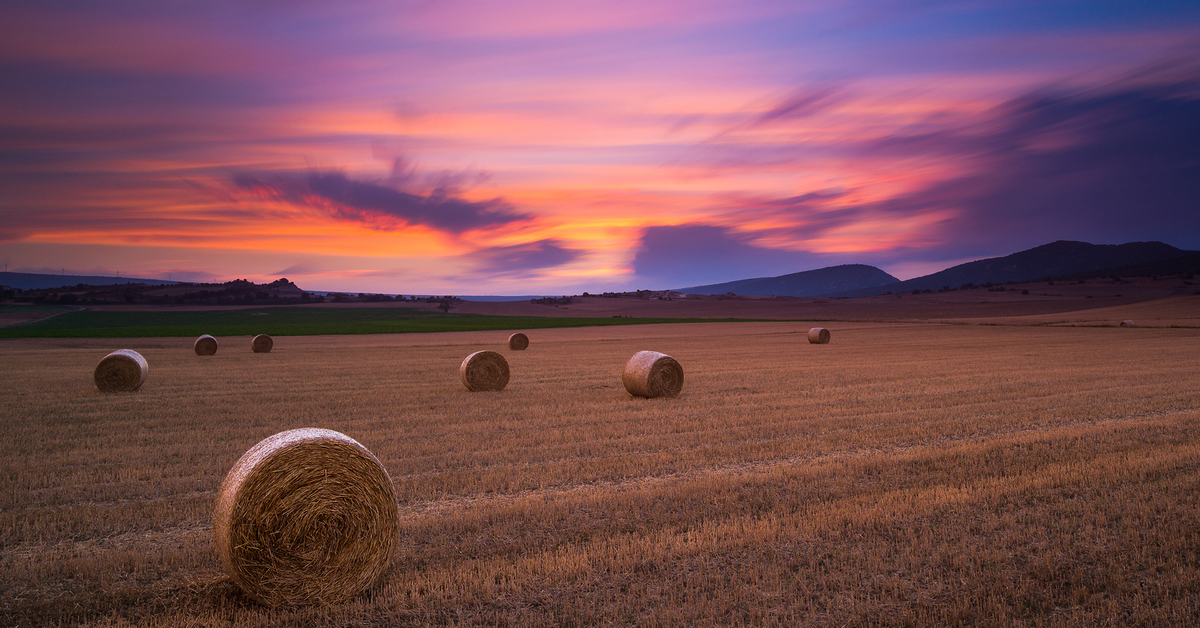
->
[3,316,1199,626]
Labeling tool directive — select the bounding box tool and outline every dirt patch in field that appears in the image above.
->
[9,275,1194,332]
[0,306,78,327]
[942,294,1200,328]
[3,321,1200,626]
[451,285,1186,322]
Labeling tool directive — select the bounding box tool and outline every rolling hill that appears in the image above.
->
[678,264,899,297]
[0,272,177,291]
[831,240,1198,297]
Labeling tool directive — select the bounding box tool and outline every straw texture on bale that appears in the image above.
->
[1120,320,1136,328]
[213,428,398,607]
[251,334,273,353]
[194,334,219,356]
[622,350,683,398]
[460,350,510,391]
[508,332,529,351]
[94,349,148,392]
[808,327,831,344]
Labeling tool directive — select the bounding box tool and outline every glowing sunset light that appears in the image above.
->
[1,0,1198,294]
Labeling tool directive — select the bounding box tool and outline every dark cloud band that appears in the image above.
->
[467,239,580,276]
[233,172,531,234]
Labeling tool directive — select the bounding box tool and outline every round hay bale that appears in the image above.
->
[213,428,398,607]
[508,332,529,351]
[1120,320,1136,328]
[194,334,219,356]
[251,334,273,353]
[807,327,831,344]
[94,349,148,392]
[460,350,510,391]
[622,350,683,399]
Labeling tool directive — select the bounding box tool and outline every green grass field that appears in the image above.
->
[0,304,76,314]
[0,306,760,338]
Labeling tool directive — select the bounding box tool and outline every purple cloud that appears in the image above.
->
[635,67,1200,290]
[751,85,846,127]
[746,191,868,239]
[862,67,1200,257]
[467,239,581,276]
[632,224,834,288]
[233,172,531,234]
[681,64,1200,277]
[272,263,320,276]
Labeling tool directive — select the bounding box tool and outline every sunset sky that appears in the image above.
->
[2,1,1198,295]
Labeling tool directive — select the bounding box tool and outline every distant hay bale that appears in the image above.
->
[622,350,683,399]
[807,327,831,344]
[94,349,148,392]
[508,332,529,351]
[251,334,273,353]
[460,350,510,391]
[213,428,398,607]
[194,334,219,356]
[1120,320,1136,328]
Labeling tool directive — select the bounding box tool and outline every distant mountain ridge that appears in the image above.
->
[7,240,1194,300]
[678,264,899,297]
[832,240,1197,297]
[0,272,177,291]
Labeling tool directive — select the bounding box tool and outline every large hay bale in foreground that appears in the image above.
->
[460,350,510,391]
[251,334,273,353]
[213,428,398,607]
[508,332,529,351]
[622,350,683,398]
[808,327,831,344]
[94,349,148,392]
[194,334,219,356]
[1120,320,1136,328]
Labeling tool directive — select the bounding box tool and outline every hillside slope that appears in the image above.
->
[833,241,1196,297]
[0,272,177,291]
[679,264,899,297]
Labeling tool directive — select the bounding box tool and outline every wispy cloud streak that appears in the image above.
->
[0,1,1197,292]
[233,172,531,234]
[467,239,582,276]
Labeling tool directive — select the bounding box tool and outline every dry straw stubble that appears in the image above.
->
[460,350,510,391]
[93,349,148,392]
[251,334,273,353]
[622,350,684,398]
[508,332,529,350]
[808,327,831,344]
[213,428,399,607]
[194,334,219,356]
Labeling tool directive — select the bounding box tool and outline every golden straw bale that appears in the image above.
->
[93,349,148,392]
[808,327,831,344]
[508,332,529,350]
[194,334,219,356]
[213,428,398,607]
[622,350,683,398]
[1120,320,1136,328]
[460,350,510,391]
[251,334,273,353]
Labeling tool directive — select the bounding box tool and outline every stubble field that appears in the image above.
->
[2,320,1199,626]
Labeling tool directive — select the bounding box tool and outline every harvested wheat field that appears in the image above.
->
[3,320,1200,626]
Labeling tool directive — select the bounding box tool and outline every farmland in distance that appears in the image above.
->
[2,319,1199,626]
